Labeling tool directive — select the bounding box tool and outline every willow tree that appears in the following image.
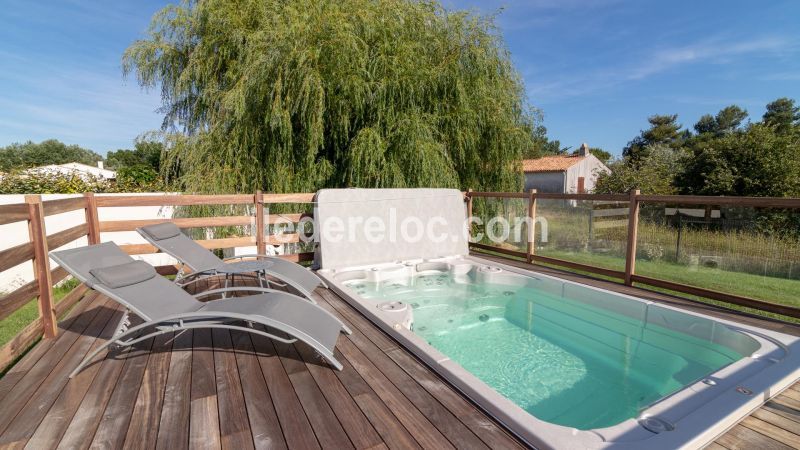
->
[124,0,536,194]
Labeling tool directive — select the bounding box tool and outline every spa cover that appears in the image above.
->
[314,189,468,269]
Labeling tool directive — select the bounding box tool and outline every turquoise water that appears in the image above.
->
[346,274,749,430]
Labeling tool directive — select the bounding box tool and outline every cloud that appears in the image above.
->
[628,36,796,80]
[0,50,162,153]
[526,35,799,103]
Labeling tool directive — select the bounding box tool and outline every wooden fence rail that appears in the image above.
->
[465,190,800,320]
[0,191,316,371]
[2,189,799,372]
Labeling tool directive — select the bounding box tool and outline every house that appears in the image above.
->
[22,161,116,180]
[522,143,609,193]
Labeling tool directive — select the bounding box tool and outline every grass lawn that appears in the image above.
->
[538,249,800,308]
[0,278,81,348]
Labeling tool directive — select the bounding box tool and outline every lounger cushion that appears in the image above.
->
[90,260,157,288]
[140,222,182,240]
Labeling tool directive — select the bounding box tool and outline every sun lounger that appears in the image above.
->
[50,242,350,377]
[137,222,325,301]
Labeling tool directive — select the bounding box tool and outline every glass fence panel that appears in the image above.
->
[635,202,800,313]
[470,196,530,253]
[534,199,629,273]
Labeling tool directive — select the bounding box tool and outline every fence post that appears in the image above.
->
[255,190,266,255]
[526,189,537,264]
[25,194,58,339]
[84,192,100,245]
[465,189,474,242]
[624,189,641,286]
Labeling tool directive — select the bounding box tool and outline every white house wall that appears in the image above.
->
[565,154,609,193]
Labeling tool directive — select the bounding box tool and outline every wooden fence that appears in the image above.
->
[1,190,799,372]
[0,191,314,371]
[466,190,800,320]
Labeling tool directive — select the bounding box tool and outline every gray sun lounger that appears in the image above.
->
[50,242,351,377]
[137,222,325,300]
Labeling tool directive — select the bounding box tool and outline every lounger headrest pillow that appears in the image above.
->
[141,222,182,240]
[89,260,157,288]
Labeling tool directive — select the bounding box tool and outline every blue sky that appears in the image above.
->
[0,1,798,157]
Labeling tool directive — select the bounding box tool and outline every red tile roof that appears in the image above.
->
[522,155,585,173]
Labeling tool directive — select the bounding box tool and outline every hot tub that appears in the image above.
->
[313,188,800,449]
[318,255,800,449]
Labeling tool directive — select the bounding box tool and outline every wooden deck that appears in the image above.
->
[0,269,798,449]
[0,282,525,450]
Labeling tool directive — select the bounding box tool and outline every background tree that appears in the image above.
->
[0,139,102,172]
[678,123,800,197]
[622,114,682,163]
[763,97,800,133]
[588,147,612,164]
[595,144,687,195]
[123,0,536,194]
[106,138,163,171]
[524,119,567,159]
[693,106,748,135]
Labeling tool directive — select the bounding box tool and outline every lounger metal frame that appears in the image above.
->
[50,244,351,378]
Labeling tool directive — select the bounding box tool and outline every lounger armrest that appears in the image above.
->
[192,286,317,304]
[222,253,274,262]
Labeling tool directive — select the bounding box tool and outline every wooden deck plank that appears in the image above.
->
[752,407,800,434]
[249,333,321,450]
[155,330,193,450]
[762,401,800,425]
[212,329,255,450]
[24,301,123,449]
[56,326,146,449]
[716,423,794,450]
[335,337,454,449]
[293,342,384,450]
[740,415,800,448]
[189,329,221,450]
[229,331,287,450]
[89,334,161,449]
[0,292,104,437]
[331,352,421,450]
[1,279,797,450]
[273,340,355,450]
[0,293,94,401]
[319,291,492,449]
[122,331,175,450]
[321,290,522,449]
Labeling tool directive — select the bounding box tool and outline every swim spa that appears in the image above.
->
[314,189,800,449]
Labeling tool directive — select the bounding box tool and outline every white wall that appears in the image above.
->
[565,154,610,193]
[0,193,184,291]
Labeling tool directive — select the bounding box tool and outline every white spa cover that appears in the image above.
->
[314,189,468,269]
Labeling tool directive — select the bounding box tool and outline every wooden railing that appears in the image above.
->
[2,189,798,371]
[0,191,315,371]
[466,190,800,320]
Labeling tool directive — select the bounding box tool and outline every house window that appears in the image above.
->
[577,176,585,193]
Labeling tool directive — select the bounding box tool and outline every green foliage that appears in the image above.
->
[0,171,110,194]
[524,114,567,159]
[595,144,687,195]
[622,114,682,163]
[123,0,535,194]
[693,105,748,135]
[588,147,611,164]
[0,139,102,172]
[0,170,162,194]
[608,98,800,199]
[678,123,800,197]
[106,139,164,171]
[763,97,800,133]
[116,165,164,191]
